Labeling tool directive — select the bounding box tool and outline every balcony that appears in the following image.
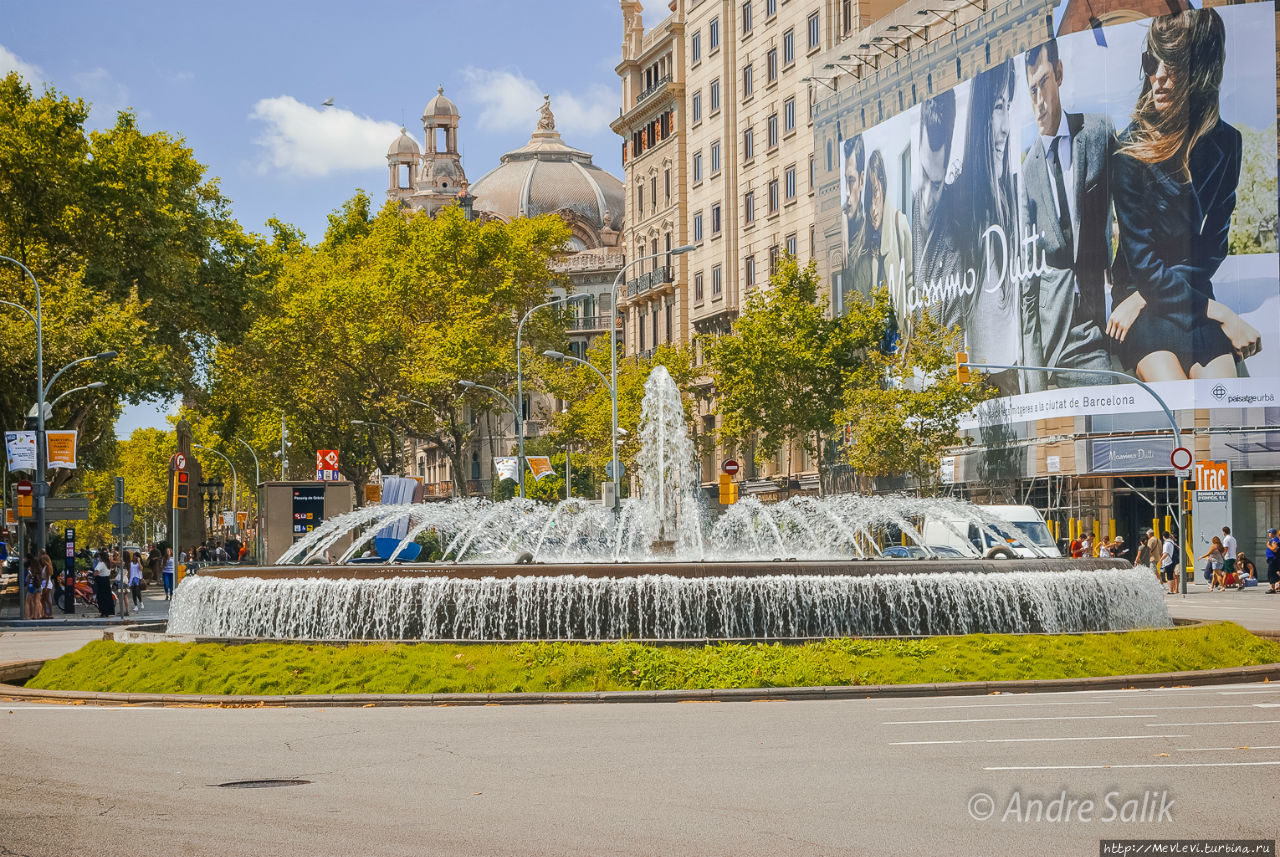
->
[626,266,671,298]
[635,75,671,105]
[552,252,625,273]
[568,315,614,333]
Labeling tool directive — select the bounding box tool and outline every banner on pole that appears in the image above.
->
[527,456,554,481]
[45,430,78,469]
[493,457,519,483]
[5,431,37,471]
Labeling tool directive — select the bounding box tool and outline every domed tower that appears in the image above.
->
[385,86,471,216]
[386,127,421,205]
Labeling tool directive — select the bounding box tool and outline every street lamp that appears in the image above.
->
[1,258,44,597]
[236,438,262,563]
[352,419,401,475]
[603,244,697,508]
[197,479,224,541]
[516,294,589,500]
[451,382,521,496]
[542,349,619,505]
[193,444,237,539]
[45,381,106,411]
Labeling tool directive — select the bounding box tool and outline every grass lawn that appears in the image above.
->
[23,624,1280,696]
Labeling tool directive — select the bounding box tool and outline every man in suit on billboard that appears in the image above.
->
[1019,38,1114,391]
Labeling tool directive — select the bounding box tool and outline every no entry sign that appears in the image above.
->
[722,459,740,476]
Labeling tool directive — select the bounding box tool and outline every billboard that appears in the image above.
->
[827,2,1278,426]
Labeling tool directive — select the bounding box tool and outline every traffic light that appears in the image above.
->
[172,470,190,510]
[955,351,971,384]
[1182,483,1194,512]
[718,473,738,504]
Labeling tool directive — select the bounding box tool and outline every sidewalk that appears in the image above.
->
[1163,579,1280,633]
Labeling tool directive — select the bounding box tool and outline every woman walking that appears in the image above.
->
[162,547,175,601]
[1200,536,1226,590]
[129,551,144,611]
[92,550,114,618]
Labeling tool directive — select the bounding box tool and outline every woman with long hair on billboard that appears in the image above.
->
[862,148,914,349]
[1107,8,1261,381]
[958,59,1021,395]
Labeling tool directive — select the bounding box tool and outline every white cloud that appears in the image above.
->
[459,68,616,141]
[0,45,45,87]
[250,96,400,177]
[74,67,131,128]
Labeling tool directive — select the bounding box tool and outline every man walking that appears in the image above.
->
[1019,38,1114,391]
[1161,531,1179,595]
[1266,528,1279,594]
[1222,526,1238,577]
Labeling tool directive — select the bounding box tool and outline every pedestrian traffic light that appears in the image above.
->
[955,351,971,384]
[1182,483,1193,512]
[172,470,190,510]
[718,473,738,504]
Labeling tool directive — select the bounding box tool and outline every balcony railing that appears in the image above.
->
[626,266,671,297]
[552,252,625,273]
[568,315,612,332]
[635,75,671,104]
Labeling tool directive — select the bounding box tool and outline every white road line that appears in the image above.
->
[1146,719,1280,727]
[1176,745,1280,752]
[985,761,1280,771]
[1118,704,1262,711]
[885,715,1149,725]
[878,701,1114,711]
[1217,690,1280,695]
[890,735,1188,746]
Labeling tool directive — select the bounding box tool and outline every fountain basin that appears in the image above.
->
[169,562,1170,642]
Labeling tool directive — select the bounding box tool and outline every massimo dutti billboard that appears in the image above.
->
[819,1,1278,427]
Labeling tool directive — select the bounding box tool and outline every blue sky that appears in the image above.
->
[3,0,674,434]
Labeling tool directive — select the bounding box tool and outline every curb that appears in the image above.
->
[3,660,1278,708]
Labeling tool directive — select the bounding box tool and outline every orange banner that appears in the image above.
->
[527,456,554,481]
[45,430,78,469]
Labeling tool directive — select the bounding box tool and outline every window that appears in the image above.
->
[694,271,704,301]
[745,255,756,288]
[742,1,752,33]
[783,96,795,133]
[710,79,720,112]
[743,127,754,159]
[638,184,644,213]
[783,29,794,66]
[767,112,778,148]
[692,91,702,123]
[743,63,753,96]
[808,12,820,50]
[712,264,722,295]
[693,211,704,241]
[769,244,779,273]
[768,178,779,213]
[709,17,719,50]
[808,154,815,191]
[786,232,797,256]
[692,151,703,183]
[665,300,672,341]
[691,31,702,63]
[639,314,645,351]
[766,0,775,17]
[766,48,777,83]
[710,140,721,174]
[711,202,721,235]
[664,168,671,203]
[785,165,796,200]
[650,176,657,213]
[809,224,815,259]
[841,0,852,35]
[744,190,755,224]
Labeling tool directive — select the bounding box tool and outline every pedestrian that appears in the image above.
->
[1161,530,1179,595]
[1081,533,1094,558]
[93,550,114,618]
[1201,536,1226,590]
[1069,533,1083,558]
[39,549,55,619]
[1110,535,1127,559]
[162,547,175,601]
[114,552,131,617]
[24,555,40,619]
[1136,530,1153,575]
[128,551,144,611]
[147,546,162,583]
[1146,530,1161,580]
[1231,552,1256,590]
[1265,528,1280,594]
[1222,526,1237,577]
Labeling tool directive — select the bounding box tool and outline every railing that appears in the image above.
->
[635,75,671,104]
[552,252,625,273]
[569,315,612,332]
[423,481,453,498]
[626,266,671,297]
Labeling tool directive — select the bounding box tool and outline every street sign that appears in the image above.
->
[722,459,741,476]
[44,496,90,520]
[1170,446,1193,475]
[108,502,135,529]
[16,479,33,519]
[316,449,340,481]
[605,460,626,479]
[172,452,186,471]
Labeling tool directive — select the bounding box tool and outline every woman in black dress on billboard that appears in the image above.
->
[1107,8,1261,381]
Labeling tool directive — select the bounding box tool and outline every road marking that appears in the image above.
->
[985,761,1280,771]
[890,735,1187,746]
[1176,745,1280,752]
[1118,704,1263,711]
[1146,719,1280,727]
[885,715,1148,725]
[1217,690,1280,695]
[878,701,1114,711]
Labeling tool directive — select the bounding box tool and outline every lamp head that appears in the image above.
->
[542,350,566,360]
[456,380,477,389]
[670,244,697,255]
[87,381,106,390]
[95,350,119,361]
[351,419,367,426]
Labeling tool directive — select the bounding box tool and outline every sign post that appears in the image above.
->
[63,526,75,613]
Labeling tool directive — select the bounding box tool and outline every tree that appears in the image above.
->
[704,256,876,488]
[837,301,996,492]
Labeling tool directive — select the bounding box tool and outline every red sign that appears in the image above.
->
[1170,447,1193,472]
[316,449,340,481]
[722,459,740,476]
[16,480,33,496]
[171,452,186,470]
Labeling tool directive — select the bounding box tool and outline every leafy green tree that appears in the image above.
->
[837,301,996,492]
[704,256,876,488]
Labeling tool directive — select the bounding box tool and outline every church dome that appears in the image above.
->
[470,97,624,240]
[387,127,420,158]
[423,85,459,122]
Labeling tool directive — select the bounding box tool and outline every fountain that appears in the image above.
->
[168,368,1171,641]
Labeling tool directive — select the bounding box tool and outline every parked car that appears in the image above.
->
[880,545,968,559]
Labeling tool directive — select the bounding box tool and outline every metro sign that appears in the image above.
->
[316,449,340,481]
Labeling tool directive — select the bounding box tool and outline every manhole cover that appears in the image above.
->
[214,779,311,789]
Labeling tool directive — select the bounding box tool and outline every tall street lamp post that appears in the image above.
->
[516,294,588,499]
[236,438,262,561]
[193,444,238,539]
[542,349,618,506]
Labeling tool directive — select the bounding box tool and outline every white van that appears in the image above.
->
[921,504,1061,559]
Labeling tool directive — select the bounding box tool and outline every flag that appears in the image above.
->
[45,430,78,469]
[493,457,519,483]
[527,456,554,481]
[5,431,37,471]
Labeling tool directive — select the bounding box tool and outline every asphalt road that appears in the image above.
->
[2,683,1278,856]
